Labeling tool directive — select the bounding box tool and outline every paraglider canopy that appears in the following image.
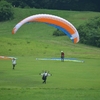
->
[0,56,17,60]
[12,14,79,43]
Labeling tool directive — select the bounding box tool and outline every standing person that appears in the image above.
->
[61,51,64,61]
[12,58,16,69]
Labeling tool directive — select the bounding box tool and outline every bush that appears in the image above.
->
[77,16,100,47]
[0,0,14,21]
[53,29,65,36]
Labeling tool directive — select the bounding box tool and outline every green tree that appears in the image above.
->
[0,0,14,21]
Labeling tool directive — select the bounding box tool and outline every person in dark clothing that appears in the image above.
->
[40,71,52,84]
[61,51,64,61]
[42,71,48,84]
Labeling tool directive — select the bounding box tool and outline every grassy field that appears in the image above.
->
[0,8,100,100]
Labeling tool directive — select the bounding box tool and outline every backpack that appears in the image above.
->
[42,74,45,80]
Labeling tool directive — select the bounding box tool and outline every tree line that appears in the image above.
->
[5,0,100,12]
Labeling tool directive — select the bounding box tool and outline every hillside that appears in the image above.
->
[0,8,100,100]
[0,8,100,58]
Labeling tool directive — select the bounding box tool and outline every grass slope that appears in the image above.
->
[0,8,100,100]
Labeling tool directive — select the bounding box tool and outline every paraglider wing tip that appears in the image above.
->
[12,27,16,34]
[74,37,79,44]
[70,36,79,44]
[12,30,14,34]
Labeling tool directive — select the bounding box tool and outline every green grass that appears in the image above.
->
[0,57,100,100]
[0,8,100,100]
